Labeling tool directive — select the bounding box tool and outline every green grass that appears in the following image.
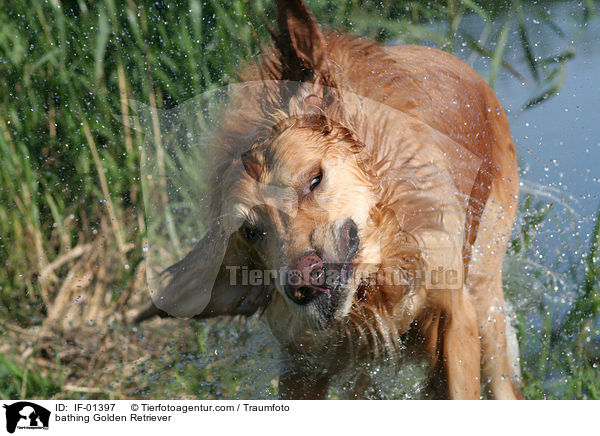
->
[0,355,62,399]
[0,0,599,399]
[507,199,600,399]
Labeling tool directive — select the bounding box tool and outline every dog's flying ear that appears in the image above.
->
[134,222,270,323]
[276,0,328,81]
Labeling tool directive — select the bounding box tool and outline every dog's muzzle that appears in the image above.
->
[284,218,359,308]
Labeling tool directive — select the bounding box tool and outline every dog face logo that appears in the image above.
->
[2,402,50,433]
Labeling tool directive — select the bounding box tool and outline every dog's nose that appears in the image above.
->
[296,251,324,283]
[285,251,326,305]
[339,218,359,260]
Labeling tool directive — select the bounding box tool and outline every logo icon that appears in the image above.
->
[2,402,50,434]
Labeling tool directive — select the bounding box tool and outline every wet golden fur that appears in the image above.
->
[138,0,522,399]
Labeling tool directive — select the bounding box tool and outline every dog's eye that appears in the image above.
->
[242,224,263,243]
[309,174,322,192]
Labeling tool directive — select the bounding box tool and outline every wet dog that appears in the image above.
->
[135,0,522,399]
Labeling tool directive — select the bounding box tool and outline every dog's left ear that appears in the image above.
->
[276,0,329,82]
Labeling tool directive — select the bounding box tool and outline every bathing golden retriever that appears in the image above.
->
[135,0,522,399]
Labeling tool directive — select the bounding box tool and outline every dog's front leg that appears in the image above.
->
[278,360,330,400]
[438,291,482,399]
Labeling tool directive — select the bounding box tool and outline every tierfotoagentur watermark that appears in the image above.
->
[225,265,462,290]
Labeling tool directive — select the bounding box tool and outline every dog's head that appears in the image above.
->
[226,115,375,329]
[153,116,378,331]
[147,0,384,333]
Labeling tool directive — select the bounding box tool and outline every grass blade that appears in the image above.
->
[488,16,511,89]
